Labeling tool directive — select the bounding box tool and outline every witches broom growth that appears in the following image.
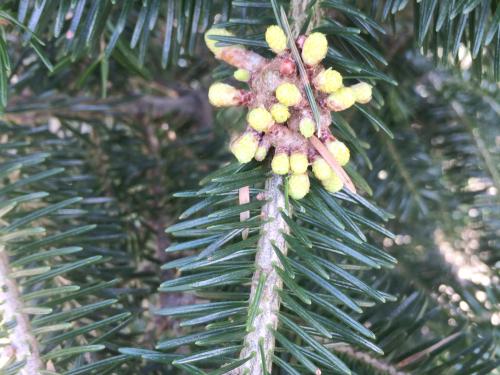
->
[206,26,372,199]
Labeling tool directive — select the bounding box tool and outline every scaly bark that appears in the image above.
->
[234,175,288,375]
[0,246,43,374]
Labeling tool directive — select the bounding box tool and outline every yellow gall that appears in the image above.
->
[234,68,251,82]
[351,82,372,104]
[289,174,310,200]
[299,118,315,138]
[247,107,274,132]
[322,173,343,193]
[208,83,240,107]
[204,28,236,55]
[265,25,287,55]
[271,153,290,175]
[270,103,290,123]
[312,158,332,180]
[276,82,302,107]
[230,133,258,163]
[327,140,350,166]
[290,153,308,174]
[326,87,356,111]
[314,68,343,93]
[254,145,268,161]
[301,32,328,66]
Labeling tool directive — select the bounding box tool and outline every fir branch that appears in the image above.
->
[330,344,408,375]
[233,3,314,373]
[233,175,289,375]
[5,90,212,126]
[395,332,463,369]
[290,0,310,36]
[377,132,427,214]
[0,246,43,374]
[450,101,500,191]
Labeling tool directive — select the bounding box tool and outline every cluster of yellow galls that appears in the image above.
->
[206,25,373,199]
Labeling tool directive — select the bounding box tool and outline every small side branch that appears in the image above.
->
[0,246,43,374]
[5,89,213,128]
[330,344,409,375]
[233,175,289,374]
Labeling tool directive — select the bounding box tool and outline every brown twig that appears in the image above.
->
[4,89,212,128]
[330,344,409,375]
[396,332,462,368]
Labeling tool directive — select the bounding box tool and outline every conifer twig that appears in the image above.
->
[0,246,43,374]
[329,344,408,375]
[231,3,316,373]
[231,175,288,374]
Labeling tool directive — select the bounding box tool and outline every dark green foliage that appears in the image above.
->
[0,123,134,373]
[149,163,396,374]
[367,0,500,81]
[0,0,498,374]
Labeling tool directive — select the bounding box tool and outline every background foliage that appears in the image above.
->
[0,0,498,374]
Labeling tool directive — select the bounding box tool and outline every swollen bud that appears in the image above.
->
[276,82,302,107]
[312,158,332,180]
[322,172,343,193]
[314,68,343,93]
[248,107,274,132]
[326,87,355,112]
[254,144,269,161]
[289,173,310,200]
[299,118,315,138]
[265,25,287,55]
[326,140,350,166]
[290,152,308,174]
[208,83,241,107]
[234,68,251,82]
[351,82,372,104]
[271,152,290,175]
[230,133,259,163]
[205,28,236,55]
[270,103,290,123]
[301,32,328,66]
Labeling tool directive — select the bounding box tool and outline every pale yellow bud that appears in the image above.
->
[314,68,343,93]
[299,118,315,138]
[327,140,350,166]
[271,153,290,175]
[270,103,290,123]
[234,69,251,82]
[276,83,302,107]
[205,28,237,55]
[326,87,356,111]
[322,173,343,193]
[290,153,308,174]
[254,145,268,161]
[208,83,240,107]
[301,32,328,66]
[230,133,259,163]
[265,25,287,54]
[247,107,274,132]
[289,174,310,200]
[312,158,332,180]
[351,82,372,104]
